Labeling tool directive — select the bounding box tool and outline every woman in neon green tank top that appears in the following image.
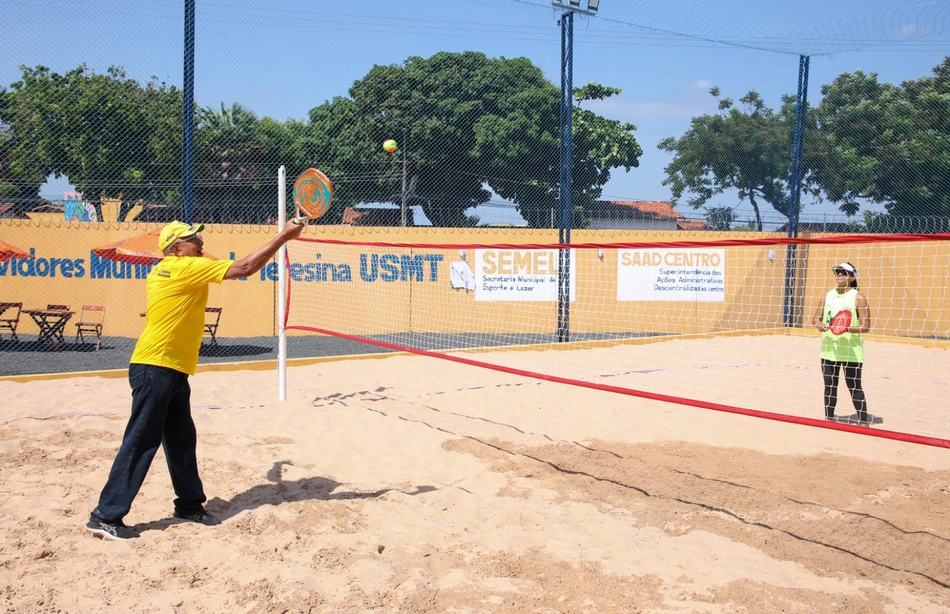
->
[810,262,872,425]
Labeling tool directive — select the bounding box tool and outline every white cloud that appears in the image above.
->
[691,80,715,90]
[586,98,716,122]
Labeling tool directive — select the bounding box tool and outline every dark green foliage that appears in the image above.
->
[660,56,950,229]
[658,90,794,231]
[809,57,950,219]
[1,53,642,227]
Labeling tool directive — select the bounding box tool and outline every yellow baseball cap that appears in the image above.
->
[159,221,205,252]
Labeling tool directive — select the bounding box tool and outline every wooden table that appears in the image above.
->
[23,309,75,348]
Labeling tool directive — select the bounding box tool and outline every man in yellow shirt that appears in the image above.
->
[87,219,304,540]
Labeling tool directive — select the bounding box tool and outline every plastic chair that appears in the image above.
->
[203,307,222,347]
[75,305,106,350]
[0,302,23,342]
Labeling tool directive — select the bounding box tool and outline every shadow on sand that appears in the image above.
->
[135,460,436,533]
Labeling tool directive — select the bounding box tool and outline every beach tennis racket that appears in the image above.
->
[292,168,334,223]
[828,309,852,335]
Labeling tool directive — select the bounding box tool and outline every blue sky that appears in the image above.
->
[4,0,948,227]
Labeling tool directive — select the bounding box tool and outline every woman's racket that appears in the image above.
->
[292,168,334,223]
[828,309,853,335]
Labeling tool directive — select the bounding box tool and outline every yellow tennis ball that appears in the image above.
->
[383,139,397,153]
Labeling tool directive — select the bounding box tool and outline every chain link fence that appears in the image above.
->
[1,1,948,374]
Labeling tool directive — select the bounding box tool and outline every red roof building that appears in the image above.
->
[677,218,710,231]
[588,200,704,230]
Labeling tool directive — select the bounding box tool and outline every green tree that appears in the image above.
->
[257,116,310,222]
[304,52,641,227]
[565,83,642,229]
[659,88,795,231]
[703,205,737,231]
[0,116,19,204]
[3,54,643,227]
[2,65,181,220]
[194,102,274,223]
[808,58,950,219]
[0,75,62,216]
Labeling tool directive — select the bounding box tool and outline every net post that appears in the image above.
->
[277,165,287,401]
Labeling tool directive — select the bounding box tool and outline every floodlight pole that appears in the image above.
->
[783,55,809,328]
[552,1,597,343]
[556,8,574,343]
[182,0,195,224]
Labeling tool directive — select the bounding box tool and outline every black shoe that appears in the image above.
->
[173,510,221,526]
[86,516,139,541]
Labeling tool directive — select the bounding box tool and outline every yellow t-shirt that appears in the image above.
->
[131,256,234,375]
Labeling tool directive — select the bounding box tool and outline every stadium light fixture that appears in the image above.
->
[552,0,599,15]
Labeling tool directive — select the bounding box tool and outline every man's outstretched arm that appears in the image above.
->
[223,220,305,280]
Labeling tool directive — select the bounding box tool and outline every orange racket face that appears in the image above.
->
[829,309,853,335]
[293,168,334,219]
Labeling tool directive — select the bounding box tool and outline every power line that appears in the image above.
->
[8,0,948,52]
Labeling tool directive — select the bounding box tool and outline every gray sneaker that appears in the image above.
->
[86,517,139,541]
[173,510,221,526]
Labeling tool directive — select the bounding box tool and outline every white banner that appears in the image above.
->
[618,248,725,301]
[475,249,576,302]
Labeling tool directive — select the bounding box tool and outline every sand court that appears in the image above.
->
[1,348,949,612]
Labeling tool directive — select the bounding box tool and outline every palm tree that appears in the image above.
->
[194,102,269,223]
